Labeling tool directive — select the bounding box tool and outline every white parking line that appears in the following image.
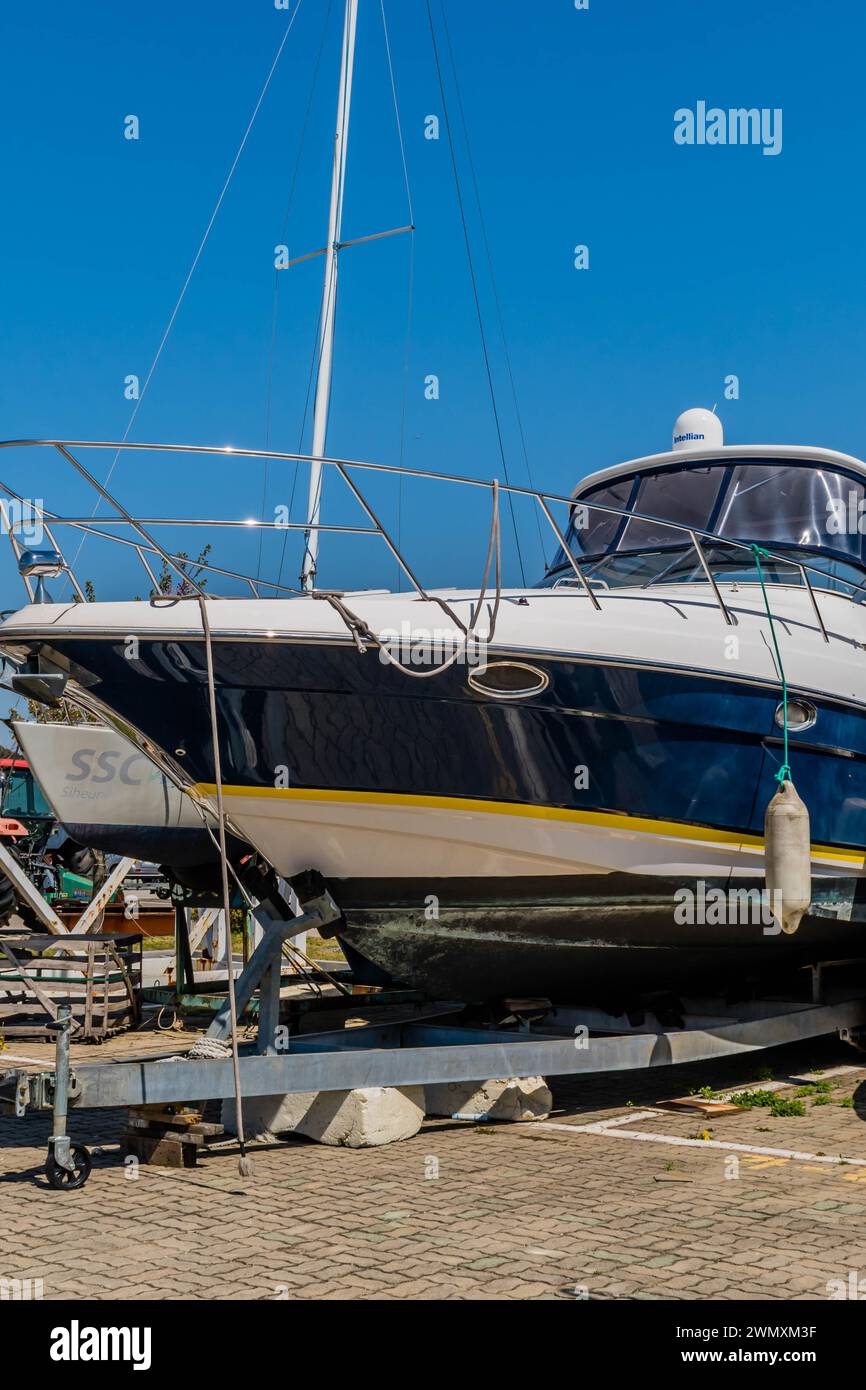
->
[533,1113,866,1166]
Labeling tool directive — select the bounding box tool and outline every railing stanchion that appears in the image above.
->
[799,564,830,643]
[690,531,733,626]
[536,496,601,611]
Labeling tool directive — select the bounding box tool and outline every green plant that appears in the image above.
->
[769,1097,806,1118]
[731,1089,777,1109]
[151,547,211,597]
[732,1089,804,1117]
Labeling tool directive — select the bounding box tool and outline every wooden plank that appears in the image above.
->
[124,1133,198,1168]
[0,941,60,1021]
[656,1097,744,1117]
[0,934,138,1040]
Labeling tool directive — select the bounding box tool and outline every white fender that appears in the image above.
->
[764,779,811,935]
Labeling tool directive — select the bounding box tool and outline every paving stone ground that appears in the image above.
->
[2,1028,866,1300]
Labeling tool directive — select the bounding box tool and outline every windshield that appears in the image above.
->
[547,545,866,596]
[2,768,52,820]
[543,459,866,592]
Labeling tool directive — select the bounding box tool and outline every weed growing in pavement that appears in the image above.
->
[732,1089,806,1117]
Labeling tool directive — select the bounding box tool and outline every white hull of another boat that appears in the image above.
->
[14,720,200,834]
[11,720,230,871]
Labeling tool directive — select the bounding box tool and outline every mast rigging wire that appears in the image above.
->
[438,2,548,572]
[396,230,416,591]
[258,0,335,580]
[425,0,526,587]
[68,1,305,585]
[274,246,336,589]
[380,0,415,227]
[379,0,417,590]
[278,0,418,593]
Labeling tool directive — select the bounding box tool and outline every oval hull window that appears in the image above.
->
[774,698,817,732]
[468,661,549,700]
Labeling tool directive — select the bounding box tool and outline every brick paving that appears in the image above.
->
[2,1029,866,1299]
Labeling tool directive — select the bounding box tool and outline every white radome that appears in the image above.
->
[672,407,724,452]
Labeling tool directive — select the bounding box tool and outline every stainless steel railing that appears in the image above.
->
[0,438,862,646]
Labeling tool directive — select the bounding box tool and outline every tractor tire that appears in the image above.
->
[0,867,17,927]
[14,898,43,931]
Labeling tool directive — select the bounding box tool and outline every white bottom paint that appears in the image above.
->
[222,791,862,883]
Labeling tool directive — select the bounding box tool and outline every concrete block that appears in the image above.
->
[425,1076,552,1122]
[222,1085,425,1148]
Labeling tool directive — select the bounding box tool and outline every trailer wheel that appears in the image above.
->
[45,1143,92,1191]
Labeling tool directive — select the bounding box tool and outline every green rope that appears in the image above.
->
[751,544,791,785]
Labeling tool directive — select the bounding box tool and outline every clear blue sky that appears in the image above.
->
[0,0,863,608]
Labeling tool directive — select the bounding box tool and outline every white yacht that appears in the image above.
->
[2,412,865,1003]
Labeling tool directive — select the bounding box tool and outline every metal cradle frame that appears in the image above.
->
[3,942,866,1187]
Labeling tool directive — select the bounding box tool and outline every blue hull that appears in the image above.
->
[16,634,866,1001]
[32,635,866,852]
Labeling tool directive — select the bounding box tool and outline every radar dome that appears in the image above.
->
[672,408,724,452]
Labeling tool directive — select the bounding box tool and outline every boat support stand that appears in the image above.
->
[4,961,866,1189]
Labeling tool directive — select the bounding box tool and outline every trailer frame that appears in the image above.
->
[3,944,866,1188]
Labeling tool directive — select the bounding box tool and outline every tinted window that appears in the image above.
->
[547,459,866,572]
[619,467,726,550]
[552,477,633,565]
[716,464,864,558]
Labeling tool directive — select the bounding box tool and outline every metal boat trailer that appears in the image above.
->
[3,889,865,1188]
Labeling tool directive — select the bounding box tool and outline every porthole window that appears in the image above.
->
[774,698,817,732]
[468,662,549,700]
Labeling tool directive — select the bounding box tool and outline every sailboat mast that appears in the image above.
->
[300,0,359,591]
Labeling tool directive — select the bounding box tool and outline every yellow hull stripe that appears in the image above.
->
[193,783,865,869]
